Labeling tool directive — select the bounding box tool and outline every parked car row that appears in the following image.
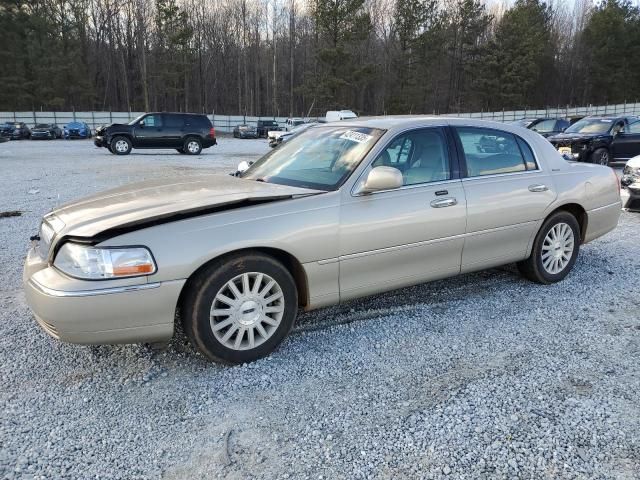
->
[0,121,92,140]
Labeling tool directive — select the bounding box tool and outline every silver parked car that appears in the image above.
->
[24,117,621,364]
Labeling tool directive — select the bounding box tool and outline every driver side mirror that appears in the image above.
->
[138,121,145,127]
[356,166,403,194]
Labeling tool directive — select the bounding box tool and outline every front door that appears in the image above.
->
[453,126,557,273]
[133,114,165,147]
[611,120,640,161]
[339,127,467,301]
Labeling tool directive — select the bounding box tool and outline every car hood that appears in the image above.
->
[548,132,607,143]
[45,174,322,241]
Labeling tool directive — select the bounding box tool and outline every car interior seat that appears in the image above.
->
[403,135,448,185]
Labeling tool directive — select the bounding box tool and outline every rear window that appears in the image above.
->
[455,127,535,177]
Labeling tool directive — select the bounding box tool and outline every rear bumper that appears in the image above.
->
[23,247,183,344]
[203,137,217,147]
[584,201,623,243]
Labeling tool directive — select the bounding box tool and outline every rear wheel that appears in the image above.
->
[184,137,202,155]
[517,211,580,284]
[590,148,609,166]
[110,136,132,155]
[181,253,298,364]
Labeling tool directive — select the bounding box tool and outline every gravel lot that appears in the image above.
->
[1,139,639,479]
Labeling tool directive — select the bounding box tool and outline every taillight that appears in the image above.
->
[611,167,620,195]
[209,127,215,138]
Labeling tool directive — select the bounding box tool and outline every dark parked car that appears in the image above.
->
[233,124,259,139]
[64,122,92,139]
[94,112,216,155]
[509,118,569,137]
[548,115,640,165]
[31,123,62,140]
[0,122,31,139]
[256,119,281,138]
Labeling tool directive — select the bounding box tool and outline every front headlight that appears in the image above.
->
[54,243,156,280]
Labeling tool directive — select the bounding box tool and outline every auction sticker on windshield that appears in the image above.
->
[340,130,373,143]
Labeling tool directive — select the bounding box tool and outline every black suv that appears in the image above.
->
[548,115,640,165]
[256,119,281,138]
[94,112,216,155]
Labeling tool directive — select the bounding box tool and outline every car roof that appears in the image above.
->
[148,112,206,117]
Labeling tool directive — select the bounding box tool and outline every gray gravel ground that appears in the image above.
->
[1,139,639,479]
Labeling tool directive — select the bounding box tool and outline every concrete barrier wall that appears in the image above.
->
[2,103,639,133]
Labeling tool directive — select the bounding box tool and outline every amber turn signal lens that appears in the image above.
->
[112,263,155,276]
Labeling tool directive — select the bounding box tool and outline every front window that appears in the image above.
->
[628,121,640,134]
[564,118,614,134]
[141,115,160,127]
[370,128,451,186]
[530,119,557,133]
[35,124,50,129]
[242,126,384,191]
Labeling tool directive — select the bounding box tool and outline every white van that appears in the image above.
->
[325,110,358,122]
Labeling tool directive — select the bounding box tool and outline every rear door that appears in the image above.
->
[163,114,185,147]
[611,120,640,161]
[339,127,467,301]
[454,126,557,273]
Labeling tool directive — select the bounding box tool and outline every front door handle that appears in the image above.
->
[430,198,457,208]
[528,184,549,192]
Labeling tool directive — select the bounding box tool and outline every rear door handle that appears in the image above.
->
[528,184,549,192]
[430,198,457,208]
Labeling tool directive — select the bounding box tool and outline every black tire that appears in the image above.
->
[590,147,609,166]
[107,144,113,153]
[517,211,580,284]
[183,137,202,155]
[110,136,132,155]
[181,253,298,364]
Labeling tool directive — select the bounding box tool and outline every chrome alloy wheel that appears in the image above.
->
[115,139,129,153]
[187,140,200,153]
[210,272,285,350]
[598,151,609,165]
[541,222,575,275]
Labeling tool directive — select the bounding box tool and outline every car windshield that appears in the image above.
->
[128,114,146,126]
[564,119,613,134]
[242,126,384,191]
[35,124,50,128]
[508,119,534,127]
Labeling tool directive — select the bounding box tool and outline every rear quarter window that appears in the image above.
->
[186,115,211,128]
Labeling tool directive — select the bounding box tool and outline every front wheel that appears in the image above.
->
[110,136,132,155]
[181,253,298,364]
[590,148,609,166]
[184,137,202,155]
[517,211,580,284]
